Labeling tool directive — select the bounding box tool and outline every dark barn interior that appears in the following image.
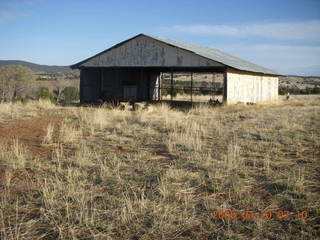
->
[80,67,160,102]
[79,67,225,103]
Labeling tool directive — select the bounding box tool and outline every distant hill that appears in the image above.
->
[0,60,71,73]
[279,75,320,89]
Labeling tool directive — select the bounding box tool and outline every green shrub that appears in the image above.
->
[161,89,169,96]
[312,85,320,94]
[279,86,288,95]
[37,87,56,102]
[279,85,320,95]
[14,96,29,104]
[62,87,79,102]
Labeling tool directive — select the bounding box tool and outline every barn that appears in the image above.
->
[71,33,280,104]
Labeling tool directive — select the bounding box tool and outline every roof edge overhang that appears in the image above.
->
[70,33,146,69]
[71,66,227,73]
[226,67,282,77]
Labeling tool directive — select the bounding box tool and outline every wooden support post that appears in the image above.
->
[116,68,120,103]
[100,69,104,99]
[212,73,215,99]
[80,69,83,103]
[191,72,193,103]
[158,73,161,101]
[170,70,173,102]
[160,73,163,101]
[223,68,227,103]
[141,68,144,101]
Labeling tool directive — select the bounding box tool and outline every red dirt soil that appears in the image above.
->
[0,115,62,156]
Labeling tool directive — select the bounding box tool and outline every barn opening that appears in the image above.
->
[71,34,281,104]
[159,71,224,103]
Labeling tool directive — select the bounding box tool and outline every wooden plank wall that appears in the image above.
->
[81,35,224,68]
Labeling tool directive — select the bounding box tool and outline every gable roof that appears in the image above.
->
[71,33,280,75]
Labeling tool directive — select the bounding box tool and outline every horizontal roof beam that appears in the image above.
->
[78,66,226,73]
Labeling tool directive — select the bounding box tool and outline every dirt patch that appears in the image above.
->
[0,169,5,187]
[0,115,62,156]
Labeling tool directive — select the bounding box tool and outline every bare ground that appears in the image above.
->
[0,115,62,156]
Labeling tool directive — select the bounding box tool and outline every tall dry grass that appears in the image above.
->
[0,95,319,239]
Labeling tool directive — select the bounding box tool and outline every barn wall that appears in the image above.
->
[81,35,224,68]
[226,69,278,104]
[80,69,101,103]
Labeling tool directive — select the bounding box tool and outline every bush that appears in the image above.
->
[312,85,320,94]
[37,87,56,103]
[279,85,320,95]
[14,96,29,104]
[161,89,169,97]
[279,86,287,95]
[63,87,79,102]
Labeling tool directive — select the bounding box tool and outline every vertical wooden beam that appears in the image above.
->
[79,69,83,103]
[100,69,103,99]
[158,73,161,101]
[212,73,215,99]
[116,67,120,102]
[160,72,163,101]
[190,72,193,103]
[223,68,228,103]
[170,70,173,102]
[141,68,144,101]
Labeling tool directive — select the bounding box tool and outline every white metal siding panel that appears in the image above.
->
[226,69,278,104]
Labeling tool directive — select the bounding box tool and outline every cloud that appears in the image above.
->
[162,20,320,41]
[214,44,320,75]
[160,20,320,75]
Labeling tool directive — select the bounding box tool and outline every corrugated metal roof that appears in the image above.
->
[147,34,279,75]
[72,33,280,75]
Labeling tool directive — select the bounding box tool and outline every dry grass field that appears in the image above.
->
[0,96,319,239]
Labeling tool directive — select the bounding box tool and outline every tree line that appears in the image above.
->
[0,64,79,103]
[279,85,320,95]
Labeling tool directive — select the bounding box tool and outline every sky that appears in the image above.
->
[0,0,319,76]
